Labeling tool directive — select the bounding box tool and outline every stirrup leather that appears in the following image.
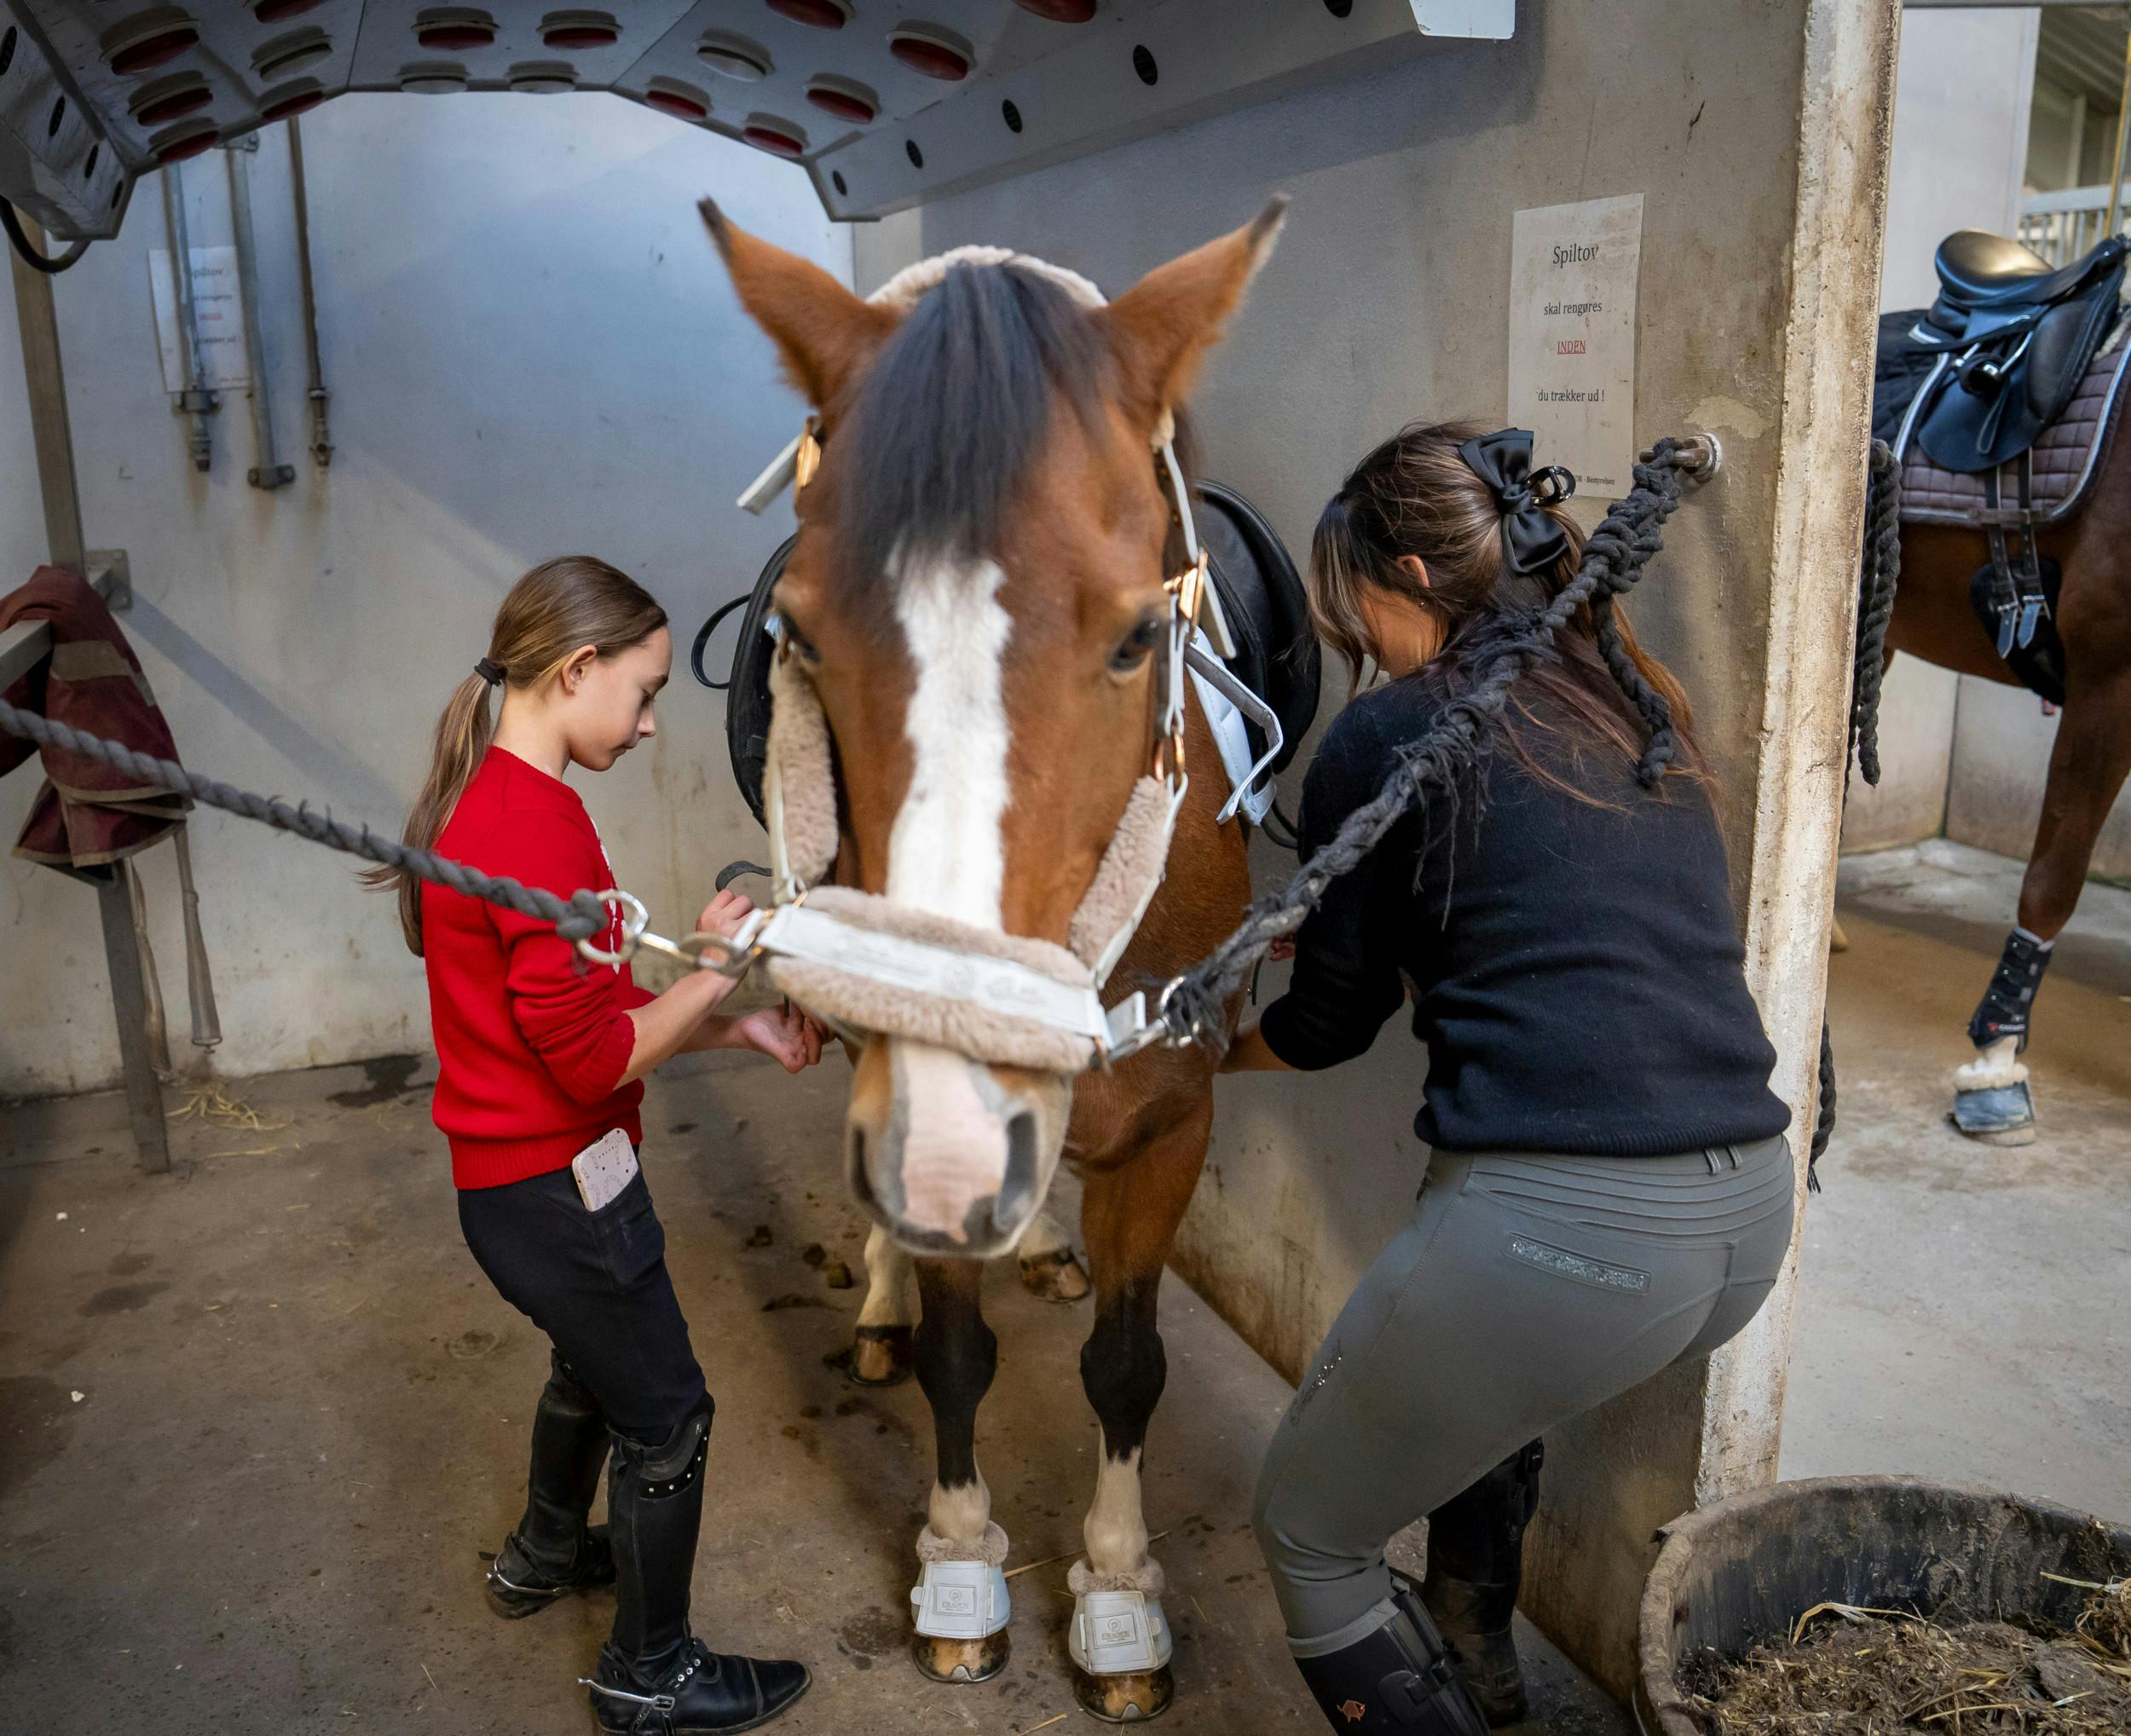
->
[1069,1589,1173,1675]
[910,1559,1010,1641]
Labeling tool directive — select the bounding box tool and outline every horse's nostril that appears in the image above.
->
[991,1108,1041,1231]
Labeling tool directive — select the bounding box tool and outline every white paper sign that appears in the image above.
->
[1507,193,1643,499]
[148,246,249,395]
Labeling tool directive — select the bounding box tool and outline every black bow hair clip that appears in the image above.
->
[1457,429,1577,577]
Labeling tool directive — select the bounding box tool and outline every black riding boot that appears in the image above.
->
[583,1400,810,1735]
[1420,1440,1544,1727]
[1292,1581,1488,1735]
[488,1352,617,1618]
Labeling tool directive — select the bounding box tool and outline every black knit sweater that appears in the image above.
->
[1258,675,1790,1156]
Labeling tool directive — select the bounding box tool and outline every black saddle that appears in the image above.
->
[1907,228,2128,474]
[696,480,1320,828]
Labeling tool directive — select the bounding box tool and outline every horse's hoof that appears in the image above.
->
[910,1626,1011,1684]
[850,1324,914,1386]
[1072,1664,1175,1722]
[1017,1245,1090,1304]
[1951,1081,2037,1145]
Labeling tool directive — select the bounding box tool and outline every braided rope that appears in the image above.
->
[1808,437,1903,1185]
[1158,440,1692,1042]
[0,694,610,943]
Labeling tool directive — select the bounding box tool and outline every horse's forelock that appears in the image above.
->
[834,262,1113,613]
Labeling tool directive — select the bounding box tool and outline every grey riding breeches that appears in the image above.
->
[1250,1134,1795,1652]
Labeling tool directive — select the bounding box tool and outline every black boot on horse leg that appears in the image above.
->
[1416,1441,1543,1727]
[908,1259,1013,1685]
[488,1351,616,1618]
[586,1400,811,1733]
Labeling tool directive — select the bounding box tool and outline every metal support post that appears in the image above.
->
[286,118,332,469]
[224,139,294,489]
[160,159,217,471]
[9,211,172,1173]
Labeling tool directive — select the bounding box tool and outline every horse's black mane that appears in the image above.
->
[836,262,1111,599]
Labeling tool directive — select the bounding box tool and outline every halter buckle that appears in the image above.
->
[794,414,823,494]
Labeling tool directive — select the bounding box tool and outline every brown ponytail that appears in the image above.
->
[369,555,667,955]
[1308,419,1701,801]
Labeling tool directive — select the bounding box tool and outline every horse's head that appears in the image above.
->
[705,199,1283,1259]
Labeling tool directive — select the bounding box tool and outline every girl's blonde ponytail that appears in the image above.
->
[370,556,666,955]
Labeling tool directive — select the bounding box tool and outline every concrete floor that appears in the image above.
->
[1782,841,2131,1519]
[2,839,2123,1734]
[0,1050,1621,1735]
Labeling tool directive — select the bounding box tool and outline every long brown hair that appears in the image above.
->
[1309,419,1699,800]
[371,555,667,955]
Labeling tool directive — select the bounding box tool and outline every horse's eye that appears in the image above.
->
[778,616,822,665]
[1110,615,1164,674]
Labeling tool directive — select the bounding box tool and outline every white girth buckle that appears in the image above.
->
[1069,1589,1172,1676]
[910,1559,1010,1641]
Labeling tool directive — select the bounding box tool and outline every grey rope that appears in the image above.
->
[1157,439,1693,1045]
[1809,437,1903,1187]
[0,694,610,943]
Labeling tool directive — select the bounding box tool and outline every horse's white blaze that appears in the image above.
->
[1083,1440,1150,1577]
[930,1468,993,1546]
[858,1224,919,1329]
[886,555,1012,925]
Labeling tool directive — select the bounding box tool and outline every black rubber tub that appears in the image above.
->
[1636,1475,2131,1734]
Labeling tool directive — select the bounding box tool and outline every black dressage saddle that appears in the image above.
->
[1903,228,2127,474]
[1871,227,2129,700]
[696,480,1321,829]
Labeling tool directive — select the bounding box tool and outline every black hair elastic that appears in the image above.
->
[473,658,505,686]
[1458,429,1577,576]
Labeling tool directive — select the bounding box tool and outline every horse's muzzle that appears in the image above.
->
[845,1038,1066,1258]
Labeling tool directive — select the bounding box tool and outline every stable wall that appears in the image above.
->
[1844,4,2036,856]
[0,95,845,1098]
[854,0,1892,1696]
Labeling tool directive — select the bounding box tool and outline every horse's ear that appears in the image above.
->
[1099,196,1287,437]
[702,199,898,412]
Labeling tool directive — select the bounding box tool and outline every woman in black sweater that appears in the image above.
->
[1228,424,1794,1736]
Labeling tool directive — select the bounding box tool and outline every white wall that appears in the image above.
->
[1947,678,2131,878]
[0,95,844,1098]
[1845,5,2039,856]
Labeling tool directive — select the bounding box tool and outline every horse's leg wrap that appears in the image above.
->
[1954,930,2052,1140]
[1965,927,2053,1053]
[910,1522,1011,1642]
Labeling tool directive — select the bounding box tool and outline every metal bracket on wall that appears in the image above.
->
[86,548,130,611]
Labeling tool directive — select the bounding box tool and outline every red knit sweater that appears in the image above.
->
[423,747,654,1190]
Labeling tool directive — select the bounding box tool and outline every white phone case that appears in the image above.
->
[571,1127,639,1212]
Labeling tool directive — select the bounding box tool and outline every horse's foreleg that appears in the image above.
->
[908,1254,1011,1684]
[1955,672,2131,1142]
[1068,1098,1212,1722]
[851,1224,918,1385]
[1017,1203,1091,1303]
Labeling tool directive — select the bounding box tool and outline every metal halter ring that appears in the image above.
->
[576,889,649,967]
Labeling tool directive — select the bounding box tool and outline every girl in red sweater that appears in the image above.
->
[376,556,816,1734]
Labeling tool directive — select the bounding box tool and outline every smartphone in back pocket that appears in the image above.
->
[571,1127,639,1212]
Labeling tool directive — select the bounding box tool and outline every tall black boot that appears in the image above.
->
[1420,1440,1543,1727]
[488,1352,617,1618]
[583,1399,810,1735]
[1292,1582,1488,1735]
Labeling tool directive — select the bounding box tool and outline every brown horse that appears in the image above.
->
[1888,448,2131,1137]
[703,199,1284,1720]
